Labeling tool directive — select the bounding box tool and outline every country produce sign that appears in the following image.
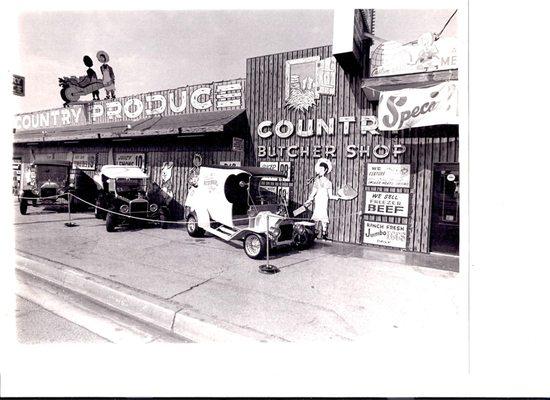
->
[363,221,407,248]
[364,191,409,217]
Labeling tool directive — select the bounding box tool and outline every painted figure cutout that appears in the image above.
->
[304,158,341,240]
[97,50,116,99]
[58,55,104,106]
[161,161,174,199]
[84,56,100,101]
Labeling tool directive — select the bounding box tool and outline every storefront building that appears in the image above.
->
[13,79,248,219]
[245,10,459,254]
[13,9,459,255]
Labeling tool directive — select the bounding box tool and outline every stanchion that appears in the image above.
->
[259,214,279,274]
[64,193,78,227]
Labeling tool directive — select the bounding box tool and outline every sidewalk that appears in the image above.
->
[14,207,462,346]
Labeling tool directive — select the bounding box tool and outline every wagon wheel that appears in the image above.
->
[63,86,81,102]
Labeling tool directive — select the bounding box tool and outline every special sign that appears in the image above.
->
[363,221,407,248]
[364,192,409,217]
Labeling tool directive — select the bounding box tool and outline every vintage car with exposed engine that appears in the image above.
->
[184,165,317,259]
[94,165,170,232]
[18,160,98,215]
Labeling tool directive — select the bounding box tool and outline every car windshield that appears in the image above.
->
[249,176,280,205]
[115,178,145,195]
[35,165,69,186]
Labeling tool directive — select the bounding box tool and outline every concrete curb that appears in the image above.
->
[15,253,267,343]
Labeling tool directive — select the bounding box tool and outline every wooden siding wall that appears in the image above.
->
[246,45,459,252]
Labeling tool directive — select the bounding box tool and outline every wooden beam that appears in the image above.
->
[362,69,458,101]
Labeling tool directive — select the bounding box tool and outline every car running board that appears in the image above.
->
[205,225,242,241]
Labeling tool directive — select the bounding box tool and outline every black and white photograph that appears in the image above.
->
[1,1,549,397]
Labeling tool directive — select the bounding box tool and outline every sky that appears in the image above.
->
[12,8,458,113]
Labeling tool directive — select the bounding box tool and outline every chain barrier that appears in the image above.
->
[19,192,365,226]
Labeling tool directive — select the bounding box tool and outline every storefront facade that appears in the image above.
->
[13,79,248,219]
[245,16,459,254]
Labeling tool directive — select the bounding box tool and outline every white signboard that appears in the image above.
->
[370,34,457,77]
[278,161,291,182]
[72,154,96,170]
[366,164,410,188]
[259,161,279,182]
[363,221,407,249]
[115,153,146,171]
[277,186,290,204]
[220,161,242,167]
[365,191,409,217]
[378,82,458,131]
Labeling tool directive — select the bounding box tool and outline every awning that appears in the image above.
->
[13,109,246,144]
[362,69,458,101]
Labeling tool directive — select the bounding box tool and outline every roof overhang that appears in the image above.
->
[13,109,246,144]
[362,69,458,101]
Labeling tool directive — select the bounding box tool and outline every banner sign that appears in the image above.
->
[72,153,96,170]
[370,34,457,77]
[364,191,409,217]
[115,153,146,171]
[378,82,458,131]
[363,221,407,248]
[366,164,410,188]
[14,79,245,131]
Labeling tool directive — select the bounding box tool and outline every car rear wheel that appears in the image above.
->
[106,213,117,232]
[244,233,267,259]
[186,214,204,237]
[19,199,28,215]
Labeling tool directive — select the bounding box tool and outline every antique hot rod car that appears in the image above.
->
[94,165,170,232]
[184,165,317,259]
[18,160,97,215]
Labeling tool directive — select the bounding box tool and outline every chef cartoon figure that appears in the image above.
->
[304,158,341,240]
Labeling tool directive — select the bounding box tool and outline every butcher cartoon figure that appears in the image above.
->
[304,158,341,240]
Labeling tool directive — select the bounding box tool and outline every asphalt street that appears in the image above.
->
[16,296,109,344]
[12,202,463,362]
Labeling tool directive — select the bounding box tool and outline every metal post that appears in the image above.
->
[259,214,279,274]
[64,193,77,227]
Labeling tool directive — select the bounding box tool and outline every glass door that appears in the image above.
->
[430,163,459,255]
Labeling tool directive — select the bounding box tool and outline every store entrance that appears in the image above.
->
[430,163,459,255]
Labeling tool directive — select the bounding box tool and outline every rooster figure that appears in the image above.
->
[286,75,316,112]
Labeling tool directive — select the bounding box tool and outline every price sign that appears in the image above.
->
[220,161,242,167]
[278,161,291,182]
[116,153,146,171]
[72,154,96,170]
[259,161,279,181]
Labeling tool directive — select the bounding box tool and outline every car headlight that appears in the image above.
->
[120,204,129,213]
[269,226,281,238]
[294,224,305,234]
[149,203,159,212]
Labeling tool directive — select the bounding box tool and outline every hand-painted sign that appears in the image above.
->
[364,191,409,217]
[72,153,96,170]
[363,221,407,248]
[259,161,279,182]
[115,153,146,171]
[14,79,245,131]
[378,82,458,131]
[15,105,88,131]
[220,161,242,167]
[370,34,457,77]
[284,56,336,112]
[259,161,292,182]
[366,164,411,188]
[232,137,244,152]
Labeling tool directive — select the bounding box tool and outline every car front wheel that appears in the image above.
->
[186,214,204,237]
[106,213,117,232]
[244,233,267,259]
[19,199,28,215]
